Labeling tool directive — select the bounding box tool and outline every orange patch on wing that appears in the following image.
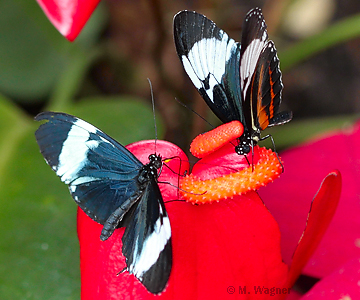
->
[190,121,244,158]
[268,66,275,119]
[180,147,282,204]
[256,65,268,130]
[258,106,270,130]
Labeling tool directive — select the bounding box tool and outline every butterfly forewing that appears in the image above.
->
[35,112,144,224]
[174,10,243,124]
[240,7,269,110]
[122,178,172,294]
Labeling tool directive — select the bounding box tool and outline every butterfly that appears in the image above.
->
[173,7,292,156]
[35,112,172,294]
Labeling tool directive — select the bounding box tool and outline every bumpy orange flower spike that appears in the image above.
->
[180,147,282,203]
[190,120,244,158]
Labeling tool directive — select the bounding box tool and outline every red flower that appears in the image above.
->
[36,0,100,41]
[77,122,342,299]
[256,121,360,299]
[259,121,360,280]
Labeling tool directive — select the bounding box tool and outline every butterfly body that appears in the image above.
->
[35,112,171,294]
[173,8,292,155]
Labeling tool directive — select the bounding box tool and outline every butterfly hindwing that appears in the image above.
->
[122,178,172,294]
[247,41,283,131]
[174,10,244,124]
[249,43,293,132]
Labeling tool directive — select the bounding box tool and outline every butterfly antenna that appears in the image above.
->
[147,78,158,154]
[175,97,214,129]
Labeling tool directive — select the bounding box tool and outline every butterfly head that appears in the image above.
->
[235,128,263,156]
[148,153,163,176]
[235,132,252,155]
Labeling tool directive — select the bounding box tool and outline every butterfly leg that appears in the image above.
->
[116,267,127,276]
[260,134,284,173]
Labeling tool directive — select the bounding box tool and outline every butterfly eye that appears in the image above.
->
[148,154,156,161]
[235,145,244,155]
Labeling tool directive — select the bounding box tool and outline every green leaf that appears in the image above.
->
[0,0,106,103]
[280,13,360,72]
[67,96,164,144]
[0,96,163,299]
[0,0,68,101]
[47,48,102,112]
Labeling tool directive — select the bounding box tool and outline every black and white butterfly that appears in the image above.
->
[173,7,292,155]
[35,112,171,294]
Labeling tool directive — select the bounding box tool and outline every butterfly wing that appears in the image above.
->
[174,10,244,124]
[249,41,292,131]
[35,112,144,233]
[239,8,270,131]
[122,177,172,294]
[240,7,292,133]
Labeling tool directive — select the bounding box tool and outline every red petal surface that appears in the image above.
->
[287,171,342,287]
[126,140,190,201]
[36,0,100,41]
[189,142,253,179]
[259,121,360,278]
[300,258,360,299]
[286,290,303,300]
[78,140,289,299]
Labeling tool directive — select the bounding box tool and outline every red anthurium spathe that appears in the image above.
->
[182,123,342,296]
[258,120,360,279]
[36,0,100,41]
[77,139,291,299]
[286,171,342,288]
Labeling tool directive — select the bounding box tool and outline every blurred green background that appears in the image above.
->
[0,0,360,298]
